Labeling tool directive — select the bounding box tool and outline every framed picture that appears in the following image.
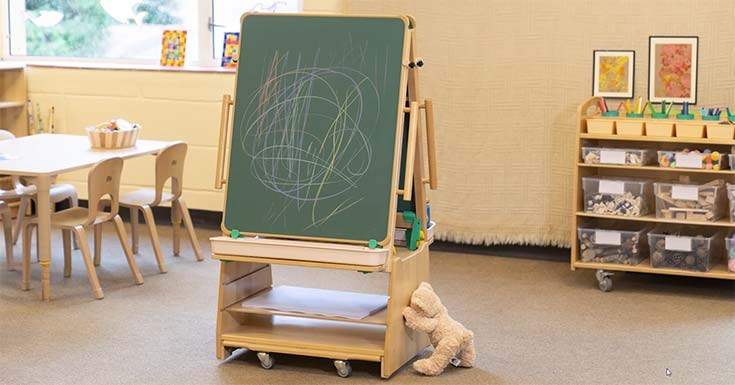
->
[160,30,187,67]
[592,50,635,98]
[221,32,240,68]
[648,36,698,104]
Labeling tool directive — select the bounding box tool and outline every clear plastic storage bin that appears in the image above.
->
[657,150,728,170]
[647,228,722,272]
[727,184,735,223]
[577,225,648,265]
[582,147,654,166]
[582,177,652,217]
[724,236,735,273]
[654,180,725,222]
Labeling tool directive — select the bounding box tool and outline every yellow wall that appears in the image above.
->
[19,0,346,211]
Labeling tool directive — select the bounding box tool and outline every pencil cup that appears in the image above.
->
[601,111,619,117]
[617,113,645,136]
[702,115,720,121]
[676,114,694,120]
[651,113,669,119]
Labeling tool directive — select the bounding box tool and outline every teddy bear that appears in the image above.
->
[402,282,475,376]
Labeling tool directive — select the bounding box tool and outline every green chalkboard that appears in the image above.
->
[223,14,409,244]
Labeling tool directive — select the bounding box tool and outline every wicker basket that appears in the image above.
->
[86,126,140,149]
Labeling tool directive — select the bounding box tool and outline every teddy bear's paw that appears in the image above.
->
[413,358,443,376]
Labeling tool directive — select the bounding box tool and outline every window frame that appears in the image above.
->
[0,0,302,69]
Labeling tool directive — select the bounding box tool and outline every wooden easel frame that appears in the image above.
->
[212,14,438,379]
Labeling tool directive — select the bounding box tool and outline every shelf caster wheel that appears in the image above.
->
[334,360,352,378]
[596,269,613,292]
[224,347,237,356]
[257,352,274,369]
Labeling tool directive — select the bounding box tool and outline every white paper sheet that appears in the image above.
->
[241,285,389,320]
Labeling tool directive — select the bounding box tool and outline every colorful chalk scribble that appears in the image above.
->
[238,50,380,229]
[160,30,187,67]
[654,44,692,98]
[598,56,629,93]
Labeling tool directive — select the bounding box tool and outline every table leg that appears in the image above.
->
[35,176,52,301]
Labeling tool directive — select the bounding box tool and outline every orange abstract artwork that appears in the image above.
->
[654,44,692,98]
[598,56,629,93]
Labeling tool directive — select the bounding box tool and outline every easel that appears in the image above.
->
[212,15,437,379]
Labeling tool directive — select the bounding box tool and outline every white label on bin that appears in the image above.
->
[595,230,621,245]
[675,153,702,169]
[599,180,624,195]
[671,185,699,201]
[665,236,692,252]
[600,150,626,165]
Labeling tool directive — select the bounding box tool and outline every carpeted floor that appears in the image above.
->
[0,224,733,385]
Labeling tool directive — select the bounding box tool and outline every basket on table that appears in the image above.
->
[86,119,141,149]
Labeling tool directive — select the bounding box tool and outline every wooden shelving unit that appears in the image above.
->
[0,64,28,137]
[572,97,735,290]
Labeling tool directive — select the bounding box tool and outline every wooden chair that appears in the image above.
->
[0,200,14,270]
[22,157,143,299]
[0,130,79,246]
[108,142,202,274]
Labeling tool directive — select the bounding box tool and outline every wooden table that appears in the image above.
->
[0,134,172,301]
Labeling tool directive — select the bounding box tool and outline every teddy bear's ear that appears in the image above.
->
[419,282,434,291]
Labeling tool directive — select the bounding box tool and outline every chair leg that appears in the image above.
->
[141,206,167,274]
[177,198,203,261]
[112,215,144,285]
[12,195,30,245]
[62,229,72,278]
[21,223,35,291]
[94,223,102,266]
[130,207,139,254]
[2,205,14,271]
[68,195,80,250]
[73,226,104,300]
[171,200,181,257]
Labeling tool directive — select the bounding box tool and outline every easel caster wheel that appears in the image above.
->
[598,277,613,292]
[334,360,352,378]
[257,352,274,369]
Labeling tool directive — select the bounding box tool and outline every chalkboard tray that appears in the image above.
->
[222,14,411,246]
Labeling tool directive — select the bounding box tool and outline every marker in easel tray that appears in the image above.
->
[597,97,608,113]
[682,101,689,115]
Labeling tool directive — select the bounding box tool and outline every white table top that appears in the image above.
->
[0,134,171,176]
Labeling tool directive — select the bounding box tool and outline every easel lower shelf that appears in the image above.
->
[221,315,386,362]
[574,259,735,280]
[225,287,388,325]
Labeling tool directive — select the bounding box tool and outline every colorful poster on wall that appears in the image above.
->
[648,36,698,104]
[592,50,635,98]
[160,30,187,67]
[221,32,240,68]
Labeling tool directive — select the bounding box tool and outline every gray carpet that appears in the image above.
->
[0,224,733,385]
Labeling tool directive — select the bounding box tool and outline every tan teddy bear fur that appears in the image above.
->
[402,282,475,376]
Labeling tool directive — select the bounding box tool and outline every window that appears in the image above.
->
[5,0,302,66]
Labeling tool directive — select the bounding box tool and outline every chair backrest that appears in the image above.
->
[0,130,23,195]
[86,157,124,225]
[0,130,16,140]
[153,141,187,205]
